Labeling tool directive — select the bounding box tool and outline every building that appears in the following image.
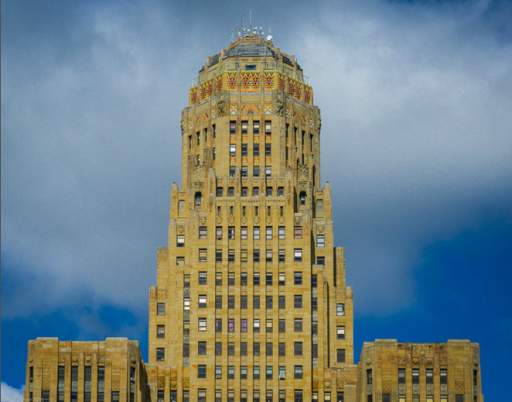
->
[23,31,484,402]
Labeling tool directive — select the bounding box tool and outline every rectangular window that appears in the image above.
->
[84,366,91,402]
[198,271,207,285]
[228,226,235,239]
[266,295,273,309]
[253,319,260,332]
[265,166,272,177]
[228,249,235,262]
[253,272,260,286]
[336,348,346,363]
[266,319,273,333]
[242,143,248,156]
[316,234,325,247]
[229,166,236,177]
[294,248,303,262]
[412,368,419,384]
[266,342,273,356]
[176,235,185,247]
[265,144,272,156]
[241,319,248,332]
[294,295,303,308]
[241,120,248,134]
[228,366,235,379]
[336,326,345,339]
[97,367,105,402]
[265,120,272,134]
[215,318,222,332]
[230,121,236,134]
[198,317,207,331]
[198,248,207,262]
[215,249,222,262]
[279,295,286,309]
[336,303,345,316]
[229,144,236,156]
[215,272,222,285]
[279,366,286,380]
[279,320,286,334]
[228,295,235,309]
[317,256,325,265]
[71,365,78,402]
[253,295,260,309]
[198,341,207,355]
[294,342,303,356]
[241,226,248,240]
[197,365,207,379]
[228,319,235,332]
[367,369,373,385]
[241,273,248,287]
[198,226,207,239]
[241,342,248,356]
[266,249,273,262]
[278,342,286,356]
[253,226,260,240]
[278,249,285,262]
[111,392,119,402]
[58,366,65,402]
[253,249,260,262]
[294,365,303,379]
[253,342,260,356]
[253,120,260,134]
[253,366,260,379]
[266,226,273,240]
[215,366,222,379]
[294,272,303,285]
[156,348,165,361]
[156,302,165,316]
[228,342,235,356]
[157,325,165,338]
[215,342,222,356]
[253,165,260,177]
[198,295,207,308]
[266,365,273,379]
[294,226,303,239]
[278,226,285,240]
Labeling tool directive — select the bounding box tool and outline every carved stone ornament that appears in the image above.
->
[177,226,184,235]
[199,216,207,225]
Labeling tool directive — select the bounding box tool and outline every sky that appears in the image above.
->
[1,0,512,400]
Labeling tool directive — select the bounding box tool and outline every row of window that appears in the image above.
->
[206,225,309,240]
[198,364,304,380]
[229,143,272,157]
[155,301,345,317]
[216,186,285,197]
[165,388,340,402]
[197,271,315,286]
[229,165,272,177]
[188,248,305,263]
[230,120,272,135]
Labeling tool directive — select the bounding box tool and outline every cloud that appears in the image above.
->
[1,383,23,402]
[2,0,512,325]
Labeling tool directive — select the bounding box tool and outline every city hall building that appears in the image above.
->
[23,31,484,402]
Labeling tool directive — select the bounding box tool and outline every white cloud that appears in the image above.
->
[1,383,23,402]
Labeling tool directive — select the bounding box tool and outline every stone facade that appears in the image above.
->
[22,33,484,402]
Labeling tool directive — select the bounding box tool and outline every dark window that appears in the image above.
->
[156,348,165,361]
[198,365,207,379]
[336,349,345,363]
[198,341,207,355]
[294,342,303,356]
[278,342,286,356]
[215,342,222,356]
[294,295,303,308]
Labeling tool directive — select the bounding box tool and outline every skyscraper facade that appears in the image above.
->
[23,33,484,402]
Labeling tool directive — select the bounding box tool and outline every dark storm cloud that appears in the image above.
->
[2,0,511,322]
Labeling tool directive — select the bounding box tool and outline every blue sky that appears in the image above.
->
[2,0,512,401]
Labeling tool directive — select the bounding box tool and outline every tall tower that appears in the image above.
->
[147,32,356,401]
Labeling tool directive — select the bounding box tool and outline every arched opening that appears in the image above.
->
[299,191,307,206]
[194,192,202,207]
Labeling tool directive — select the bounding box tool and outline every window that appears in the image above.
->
[253,226,260,240]
[456,396,464,402]
[230,121,236,134]
[265,144,272,157]
[412,368,419,384]
[266,226,273,239]
[241,226,248,240]
[294,342,303,356]
[198,295,207,308]
[241,249,248,262]
[198,271,207,285]
[228,319,235,332]
[426,368,434,384]
[215,296,222,309]
[277,187,284,196]
[183,297,190,311]
[294,295,303,308]
[198,226,207,239]
[252,186,259,196]
[294,318,303,332]
[363,370,373,389]
[294,365,303,379]
[228,295,235,309]
[198,341,207,355]
[299,191,306,206]
[336,303,345,316]
[253,366,260,379]
[294,272,303,285]
[111,392,119,402]
[265,166,272,177]
[241,342,248,356]
[336,348,345,363]
[216,226,223,240]
[266,319,273,332]
[241,120,248,134]
[97,367,105,402]
[279,320,286,334]
[215,366,222,379]
[253,120,260,134]
[324,392,331,402]
[157,325,165,338]
[253,272,260,286]
[215,342,222,356]
[241,319,248,332]
[266,365,273,379]
[253,342,260,356]
[176,235,185,247]
[157,303,165,316]
[337,392,344,402]
[229,166,236,177]
[279,295,286,309]
[241,167,248,177]
[242,143,248,156]
[253,295,260,308]
[316,234,325,247]
[229,144,236,156]
[278,342,286,356]
[266,342,273,356]
[317,256,325,265]
[294,248,302,262]
[198,248,207,262]
[253,249,260,262]
[197,365,206,379]
[228,366,235,379]
[215,249,222,262]
[228,249,235,262]
[336,326,345,339]
[58,366,65,402]
[266,186,273,196]
[278,272,286,286]
[228,342,235,356]
[266,295,273,309]
[228,226,235,239]
[278,249,285,262]
[279,366,286,380]
[274,227,284,242]
[241,273,248,287]
[265,120,272,134]
[294,226,303,239]
[170,391,177,402]
[156,348,165,361]
[198,317,207,331]
[254,319,261,332]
